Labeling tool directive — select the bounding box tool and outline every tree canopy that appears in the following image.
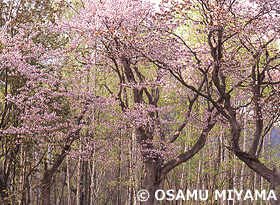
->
[0,0,280,204]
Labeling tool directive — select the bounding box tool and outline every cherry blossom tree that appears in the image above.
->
[1,0,280,204]
[65,0,280,203]
[0,1,67,203]
[0,21,118,203]
[148,0,280,204]
[62,0,220,203]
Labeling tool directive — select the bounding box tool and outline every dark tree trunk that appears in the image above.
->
[234,152,280,205]
[120,55,216,205]
[142,159,163,205]
[138,113,216,205]
[41,171,52,205]
[269,176,280,205]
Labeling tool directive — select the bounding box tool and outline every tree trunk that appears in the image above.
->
[142,159,163,205]
[269,174,280,205]
[90,155,95,205]
[76,148,81,205]
[41,171,52,205]
[67,156,71,205]
[234,152,280,205]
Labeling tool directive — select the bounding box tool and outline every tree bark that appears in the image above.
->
[138,112,217,204]
[142,159,163,205]
[67,156,71,205]
[41,169,52,205]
